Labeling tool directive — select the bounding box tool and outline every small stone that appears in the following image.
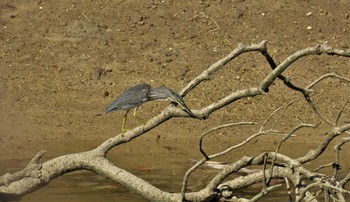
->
[306,12,313,16]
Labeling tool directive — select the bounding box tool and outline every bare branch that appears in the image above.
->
[333,137,350,180]
[182,122,256,198]
[184,103,304,199]
[312,163,334,172]
[250,184,283,202]
[268,123,319,186]
[199,122,257,159]
[181,41,268,96]
[306,73,350,90]
[260,48,307,94]
[305,96,334,125]
[259,106,283,132]
[297,123,350,164]
[270,100,295,130]
[296,181,350,202]
[259,44,350,92]
[284,177,293,202]
[0,150,45,187]
[336,99,350,126]
[340,171,350,188]
[304,73,350,126]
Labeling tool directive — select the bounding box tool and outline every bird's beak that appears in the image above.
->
[169,90,195,117]
[177,100,195,117]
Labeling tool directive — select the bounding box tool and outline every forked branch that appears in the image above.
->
[1,41,350,202]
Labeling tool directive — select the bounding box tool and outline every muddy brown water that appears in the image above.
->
[2,133,349,202]
[0,153,285,202]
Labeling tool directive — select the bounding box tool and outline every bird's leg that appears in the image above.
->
[133,107,146,131]
[121,110,129,134]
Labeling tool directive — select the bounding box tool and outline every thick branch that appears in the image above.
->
[0,150,45,187]
[259,43,350,91]
[2,41,350,202]
[181,41,268,96]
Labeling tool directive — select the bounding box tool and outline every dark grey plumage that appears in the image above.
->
[106,83,151,112]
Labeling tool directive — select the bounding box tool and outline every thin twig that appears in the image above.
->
[185,104,300,200]
[339,171,350,187]
[306,73,350,90]
[262,153,268,191]
[270,100,295,130]
[336,99,350,126]
[312,163,334,172]
[268,123,320,185]
[305,96,333,125]
[333,137,350,180]
[305,73,350,126]
[250,184,283,202]
[284,177,293,202]
[182,122,256,198]
[297,123,350,164]
[199,122,257,159]
[209,17,220,32]
[259,107,283,132]
[81,12,92,21]
[296,179,350,202]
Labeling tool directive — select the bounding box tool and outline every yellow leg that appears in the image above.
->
[121,111,129,134]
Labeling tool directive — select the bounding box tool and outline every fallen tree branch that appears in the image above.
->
[2,41,350,202]
[0,150,45,187]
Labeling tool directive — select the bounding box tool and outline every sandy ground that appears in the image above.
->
[1,1,350,201]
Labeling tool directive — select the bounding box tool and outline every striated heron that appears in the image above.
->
[106,83,194,133]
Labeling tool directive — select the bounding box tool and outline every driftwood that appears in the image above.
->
[1,41,350,202]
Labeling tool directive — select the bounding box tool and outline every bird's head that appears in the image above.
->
[149,86,195,117]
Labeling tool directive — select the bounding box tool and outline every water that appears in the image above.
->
[1,135,350,202]
[21,172,146,202]
[0,156,301,202]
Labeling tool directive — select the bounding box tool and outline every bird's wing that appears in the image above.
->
[106,83,151,112]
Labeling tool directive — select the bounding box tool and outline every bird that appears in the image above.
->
[106,83,194,133]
